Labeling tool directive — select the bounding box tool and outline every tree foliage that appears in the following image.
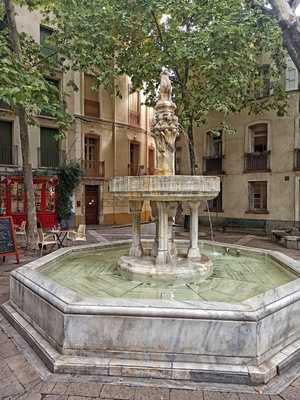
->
[0,1,71,133]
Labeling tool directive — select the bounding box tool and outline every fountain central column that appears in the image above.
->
[187,201,201,258]
[129,200,144,257]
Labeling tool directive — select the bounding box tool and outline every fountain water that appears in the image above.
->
[110,71,219,282]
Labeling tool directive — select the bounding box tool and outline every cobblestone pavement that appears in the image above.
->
[1,227,300,399]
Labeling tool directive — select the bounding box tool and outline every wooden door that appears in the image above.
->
[130,142,140,175]
[85,185,99,225]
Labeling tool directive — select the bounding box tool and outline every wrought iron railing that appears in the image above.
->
[38,148,66,168]
[0,145,18,165]
[244,151,270,172]
[203,156,224,175]
[81,160,105,178]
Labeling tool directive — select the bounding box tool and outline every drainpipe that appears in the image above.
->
[112,79,117,224]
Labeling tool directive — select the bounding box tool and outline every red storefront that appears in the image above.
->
[0,175,58,229]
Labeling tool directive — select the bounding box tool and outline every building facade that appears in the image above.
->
[0,6,155,228]
[177,57,300,232]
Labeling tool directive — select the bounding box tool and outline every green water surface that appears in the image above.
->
[41,245,298,303]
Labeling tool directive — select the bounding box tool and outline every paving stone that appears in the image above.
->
[0,340,20,358]
[134,387,170,400]
[238,395,270,400]
[67,382,102,398]
[290,377,300,387]
[204,393,239,400]
[280,387,300,400]
[101,384,135,399]
[40,382,57,394]
[5,354,40,385]
[43,396,68,400]
[0,376,25,398]
[170,389,204,399]
[51,382,69,395]
[68,397,94,400]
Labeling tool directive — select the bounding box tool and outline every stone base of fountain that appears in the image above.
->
[118,254,213,282]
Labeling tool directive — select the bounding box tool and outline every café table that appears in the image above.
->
[48,229,70,248]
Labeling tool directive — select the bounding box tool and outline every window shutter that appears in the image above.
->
[286,56,298,91]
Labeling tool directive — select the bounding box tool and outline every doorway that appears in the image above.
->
[85,185,99,225]
[129,141,140,176]
[148,148,155,175]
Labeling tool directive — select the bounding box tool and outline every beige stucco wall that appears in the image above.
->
[178,91,300,227]
[0,5,155,226]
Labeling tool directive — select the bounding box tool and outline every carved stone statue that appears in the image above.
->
[151,70,179,176]
[159,71,172,102]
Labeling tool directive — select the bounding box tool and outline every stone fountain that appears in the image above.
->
[4,72,300,390]
[110,71,219,281]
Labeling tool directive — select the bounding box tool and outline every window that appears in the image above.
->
[129,86,140,126]
[84,75,100,118]
[40,25,56,58]
[204,131,223,174]
[84,135,100,177]
[207,183,223,212]
[0,120,13,165]
[40,78,60,117]
[11,182,24,214]
[249,123,268,153]
[248,181,267,212]
[286,57,298,91]
[255,65,271,98]
[39,127,60,168]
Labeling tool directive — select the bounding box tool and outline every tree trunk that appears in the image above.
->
[268,0,300,71]
[187,116,197,176]
[4,0,38,250]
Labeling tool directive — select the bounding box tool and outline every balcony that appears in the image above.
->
[128,163,140,176]
[295,149,300,170]
[38,148,66,169]
[81,160,105,178]
[244,151,270,172]
[203,156,224,175]
[0,145,18,165]
[129,111,140,127]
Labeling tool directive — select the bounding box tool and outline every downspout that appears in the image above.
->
[112,79,117,224]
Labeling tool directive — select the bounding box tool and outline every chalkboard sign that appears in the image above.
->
[0,217,19,264]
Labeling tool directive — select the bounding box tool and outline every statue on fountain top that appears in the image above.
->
[151,70,179,176]
[159,70,172,102]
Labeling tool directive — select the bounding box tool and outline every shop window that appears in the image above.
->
[34,182,43,211]
[248,181,267,212]
[39,127,60,168]
[129,86,140,126]
[84,75,100,118]
[0,183,7,215]
[11,182,24,214]
[46,182,56,211]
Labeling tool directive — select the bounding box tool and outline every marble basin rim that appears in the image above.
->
[109,175,220,201]
[3,239,300,387]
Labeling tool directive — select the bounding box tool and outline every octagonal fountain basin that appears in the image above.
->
[3,240,300,387]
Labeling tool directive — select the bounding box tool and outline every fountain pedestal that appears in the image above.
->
[110,175,219,281]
